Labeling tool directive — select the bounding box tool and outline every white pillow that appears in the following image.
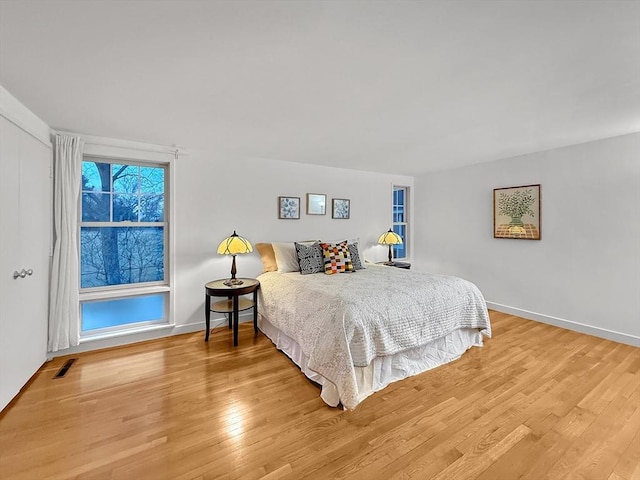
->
[272,242,299,273]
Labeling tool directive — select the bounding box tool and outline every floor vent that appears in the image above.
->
[54,358,77,379]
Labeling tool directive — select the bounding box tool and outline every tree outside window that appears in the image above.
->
[80,160,166,288]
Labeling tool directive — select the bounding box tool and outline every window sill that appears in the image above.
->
[80,323,173,343]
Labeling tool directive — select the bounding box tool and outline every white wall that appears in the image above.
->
[53,147,413,356]
[414,133,640,345]
[174,151,414,330]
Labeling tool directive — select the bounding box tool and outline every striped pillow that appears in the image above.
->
[348,242,364,270]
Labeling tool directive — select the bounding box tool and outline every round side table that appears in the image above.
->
[204,278,260,346]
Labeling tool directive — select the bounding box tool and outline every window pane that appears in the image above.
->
[140,195,164,221]
[393,205,404,223]
[81,294,165,331]
[82,161,110,193]
[140,166,165,194]
[113,193,139,222]
[393,224,406,259]
[81,226,165,288]
[82,192,111,221]
[112,164,139,193]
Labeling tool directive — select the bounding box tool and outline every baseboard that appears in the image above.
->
[486,302,640,347]
[173,312,255,335]
[49,311,255,358]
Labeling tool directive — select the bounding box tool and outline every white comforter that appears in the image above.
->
[257,265,491,409]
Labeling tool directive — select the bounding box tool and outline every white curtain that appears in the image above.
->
[48,134,83,352]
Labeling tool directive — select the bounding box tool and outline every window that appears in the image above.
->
[393,186,408,259]
[80,157,169,335]
[81,294,165,333]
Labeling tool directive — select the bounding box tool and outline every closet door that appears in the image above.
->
[0,115,51,411]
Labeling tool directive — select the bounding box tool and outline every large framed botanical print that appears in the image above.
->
[493,184,541,240]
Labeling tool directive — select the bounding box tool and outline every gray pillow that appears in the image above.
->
[348,242,364,270]
[295,242,324,275]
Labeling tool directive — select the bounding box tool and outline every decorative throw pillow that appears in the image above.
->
[255,243,278,273]
[348,242,364,270]
[322,237,366,269]
[295,242,324,275]
[319,241,354,274]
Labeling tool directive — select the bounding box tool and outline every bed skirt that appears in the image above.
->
[258,314,484,408]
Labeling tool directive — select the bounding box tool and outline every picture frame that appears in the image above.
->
[332,198,350,219]
[493,184,541,240]
[278,196,300,219]
[306,193,326,215]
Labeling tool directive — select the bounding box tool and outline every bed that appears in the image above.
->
[257,262,491,409]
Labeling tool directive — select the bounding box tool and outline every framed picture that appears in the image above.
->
[332,198,350,219]
[306,193,326,215]
[278,196,300,219]
[493,184,541,240]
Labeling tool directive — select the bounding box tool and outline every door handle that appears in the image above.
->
[12,269,32,279]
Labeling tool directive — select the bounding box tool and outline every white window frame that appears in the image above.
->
[72,134,177,340]
[392,185,409,260]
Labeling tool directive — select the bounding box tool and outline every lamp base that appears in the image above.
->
[224,255,244,286]
[384,261,395,266]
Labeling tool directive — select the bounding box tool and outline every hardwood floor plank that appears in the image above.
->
[431,424,532,480]
[611,430,640,480]
[0,311,638,479]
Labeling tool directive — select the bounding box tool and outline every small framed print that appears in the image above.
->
[306,193,326,215]
[332,198,350,219]
[493,184,541,239]
[278,196,300,219]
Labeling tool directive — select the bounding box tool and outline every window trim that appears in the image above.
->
[71,135,177,338]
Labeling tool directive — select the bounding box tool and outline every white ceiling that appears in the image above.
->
[1,0,638,176]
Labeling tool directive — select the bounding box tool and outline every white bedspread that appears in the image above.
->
[257,265,491,409]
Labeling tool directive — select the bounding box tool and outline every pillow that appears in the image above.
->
[348,242,364,270]
[319,241,354,274]
[323,237,366,269]
[295,242,324,275]
[272,242,299,273]
[255,243,277,273]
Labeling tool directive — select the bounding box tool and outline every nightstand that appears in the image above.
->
[376,261,411,270]
[204,278,260,346]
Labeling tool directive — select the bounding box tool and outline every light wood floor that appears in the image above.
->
[1,311,638,480]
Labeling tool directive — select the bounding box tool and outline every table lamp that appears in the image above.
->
[377,228,403,265]
[217,230,253,286]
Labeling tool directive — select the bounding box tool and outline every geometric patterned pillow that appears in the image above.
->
[348,242,364,270]
[294,241,324,275]
[319,241,354,274]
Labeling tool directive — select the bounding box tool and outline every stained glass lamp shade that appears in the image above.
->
[217,230,253,286]
[377,228,403,265]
